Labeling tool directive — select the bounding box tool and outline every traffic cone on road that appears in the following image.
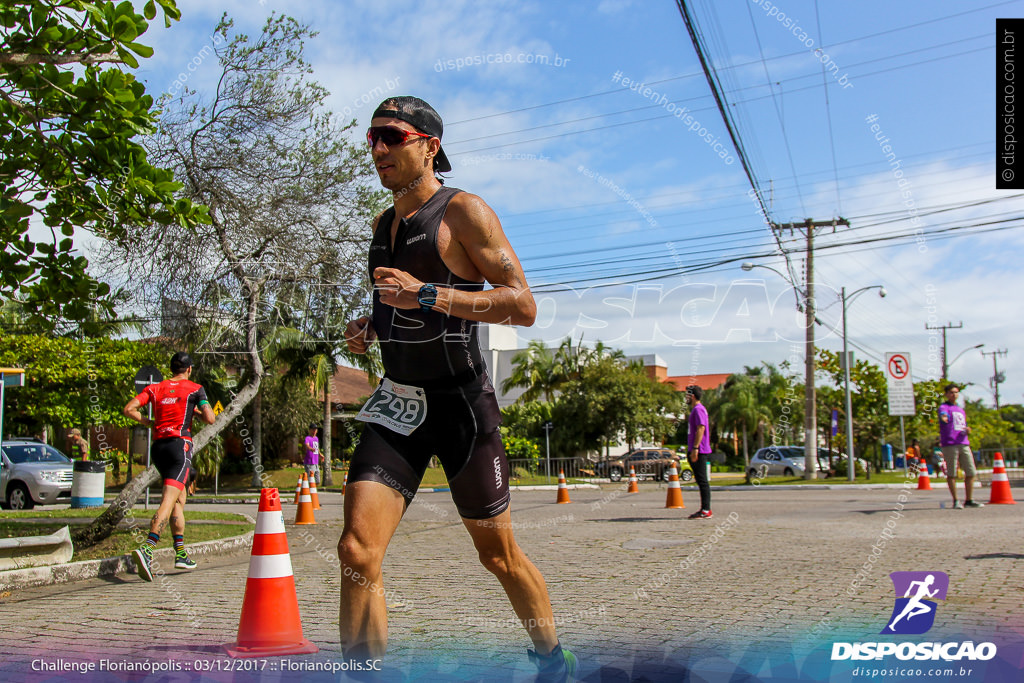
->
[341,470,347,496]
[988,452,1017,504]
[223,488,318,658]
[916,456,932,490]
[627,467,639,493]
[665,465,685,509]
[293,474,303,505]
[308,475,321,510]
[294,477,316,525]
[556,470,571,504]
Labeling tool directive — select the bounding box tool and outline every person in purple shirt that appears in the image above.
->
[938,384,983,509]
[686,384,713,519]
[304,423,323,485]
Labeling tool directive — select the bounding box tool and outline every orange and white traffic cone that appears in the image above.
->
[627,467,639,493]
[223,488,318,658]
[665,465,685,509]
[308,474,321,510]
[294,477,316,525]
[988,452,1017,504]
[293,474,303,505]
[556,470,571,504]
[916,456,932,490]
[341,470,347,496]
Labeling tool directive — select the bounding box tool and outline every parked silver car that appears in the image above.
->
[1,440,74,509]
[748,446,819,477]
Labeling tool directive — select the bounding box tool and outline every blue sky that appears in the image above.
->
[109,0,1024,407]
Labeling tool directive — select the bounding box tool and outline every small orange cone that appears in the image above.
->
[627,467,639,493]
[308,474,321,510]
[988,452,1017,504]
[294,477,316,525]
[916,456,932,490]
[341,470,347,496]
[665,465,685,509]
[293,474,303,505]
[224,488,318,658]
[556,470,571,504]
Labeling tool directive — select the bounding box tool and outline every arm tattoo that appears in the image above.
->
[498,251,523,286]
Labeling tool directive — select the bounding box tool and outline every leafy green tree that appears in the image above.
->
[502,435,541,473]
[1,0,208,326]
[0,333,167,434]
[818,349,902,466]
[75,13,382,547]
[501,340,569,403]
[704,363,798,466]
[501,400,554,441]
[258,370,320,466]
[555,354,680,455]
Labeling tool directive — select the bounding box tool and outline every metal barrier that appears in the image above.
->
[976,448,1024,482]
[506,457,594,481]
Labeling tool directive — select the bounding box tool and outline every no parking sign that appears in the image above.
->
[885,352,916,416]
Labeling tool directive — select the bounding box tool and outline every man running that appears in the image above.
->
[124,352,215,580]
[887,574,939,631]
[340,96,575,681]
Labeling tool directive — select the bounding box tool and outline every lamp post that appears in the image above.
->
[947,344,985,373]
[741,261,819,478]
[840,285,886,481]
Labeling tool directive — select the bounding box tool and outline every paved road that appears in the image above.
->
[0,483,1021,682]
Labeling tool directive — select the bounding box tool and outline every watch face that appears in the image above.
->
[418,284,437,307]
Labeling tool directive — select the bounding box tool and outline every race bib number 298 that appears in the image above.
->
[355,379,427,436]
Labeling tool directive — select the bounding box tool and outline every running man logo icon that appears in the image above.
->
[881,571,949,635]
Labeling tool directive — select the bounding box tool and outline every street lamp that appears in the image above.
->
[740,261,819,478]
[841,285,886,481]
[948,343,984,372]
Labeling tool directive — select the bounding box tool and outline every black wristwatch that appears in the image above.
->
[417,284,438,313]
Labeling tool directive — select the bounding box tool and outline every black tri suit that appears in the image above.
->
[348,187,511,520]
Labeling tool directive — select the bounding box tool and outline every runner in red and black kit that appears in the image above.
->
[340,96,575,682]
[124,352,215,582]
[138,377,209,489]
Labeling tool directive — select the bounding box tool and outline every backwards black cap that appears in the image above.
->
[170,351,193,374]
[372,96,452,173]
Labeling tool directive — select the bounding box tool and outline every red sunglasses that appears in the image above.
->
[367,125,433,148]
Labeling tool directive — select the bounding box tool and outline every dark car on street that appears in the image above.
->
[594,448,694,482]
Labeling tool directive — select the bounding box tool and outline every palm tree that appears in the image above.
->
[708,373,768,469]
[502,340,567,403]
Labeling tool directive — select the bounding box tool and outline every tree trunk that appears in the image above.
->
[70,465,160,548]
[322,380,333,485]
[250,391,262,488]
[72,376,262,549]
[742,422,749,469]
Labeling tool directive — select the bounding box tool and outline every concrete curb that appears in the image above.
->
[509,483,601,491]
[0,515,255,592]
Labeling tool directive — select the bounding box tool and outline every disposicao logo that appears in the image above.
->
[832,571,997,662]
[882,571,948,635]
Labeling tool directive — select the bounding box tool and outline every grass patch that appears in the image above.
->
[0,509,253,562]
[707,470,923,486]
[0,509,244,521]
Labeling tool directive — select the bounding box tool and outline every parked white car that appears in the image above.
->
[1,440,74,509]
[748,446,819,477]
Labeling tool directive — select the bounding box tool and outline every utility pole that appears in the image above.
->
[982,349,1008,410]
[772,217,850,479]
[925,321,963,380]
